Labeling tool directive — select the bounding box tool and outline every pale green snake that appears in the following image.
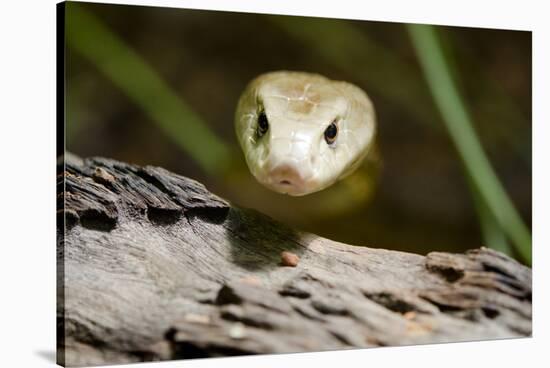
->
[235,71,377,196]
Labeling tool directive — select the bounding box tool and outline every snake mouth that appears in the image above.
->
[256,173,316,196]
[260,163,315,196]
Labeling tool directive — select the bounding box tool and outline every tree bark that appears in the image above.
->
[57,154,532,367]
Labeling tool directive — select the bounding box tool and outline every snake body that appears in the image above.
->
[235,71,376,196]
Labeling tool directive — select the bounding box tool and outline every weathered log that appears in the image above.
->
[57,154,532,367]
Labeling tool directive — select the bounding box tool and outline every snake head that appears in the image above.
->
[235,71,376,196]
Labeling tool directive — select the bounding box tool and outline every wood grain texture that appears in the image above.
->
[57,154,532,367]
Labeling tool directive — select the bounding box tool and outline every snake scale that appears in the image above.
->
[235,71,377,196]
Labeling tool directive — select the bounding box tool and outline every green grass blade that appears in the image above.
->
[407,24,531,264]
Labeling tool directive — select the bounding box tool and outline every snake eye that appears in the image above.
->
[257,111,269,137]
[324,120,338,145]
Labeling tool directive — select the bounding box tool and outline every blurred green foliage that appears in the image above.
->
[66,2,231,175]
[407,24,531,264]
[64,2,531,263]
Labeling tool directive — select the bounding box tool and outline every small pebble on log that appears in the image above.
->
[281,251,300,267]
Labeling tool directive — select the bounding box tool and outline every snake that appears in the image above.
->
[235,71,377,196]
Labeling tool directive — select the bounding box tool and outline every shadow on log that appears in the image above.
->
[57,154,532,367]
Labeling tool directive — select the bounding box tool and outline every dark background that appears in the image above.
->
[66,2,531,257]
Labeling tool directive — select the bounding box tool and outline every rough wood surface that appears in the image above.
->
[58,154,532,367]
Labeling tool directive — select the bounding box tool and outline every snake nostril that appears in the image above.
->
[269,164,303,187]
